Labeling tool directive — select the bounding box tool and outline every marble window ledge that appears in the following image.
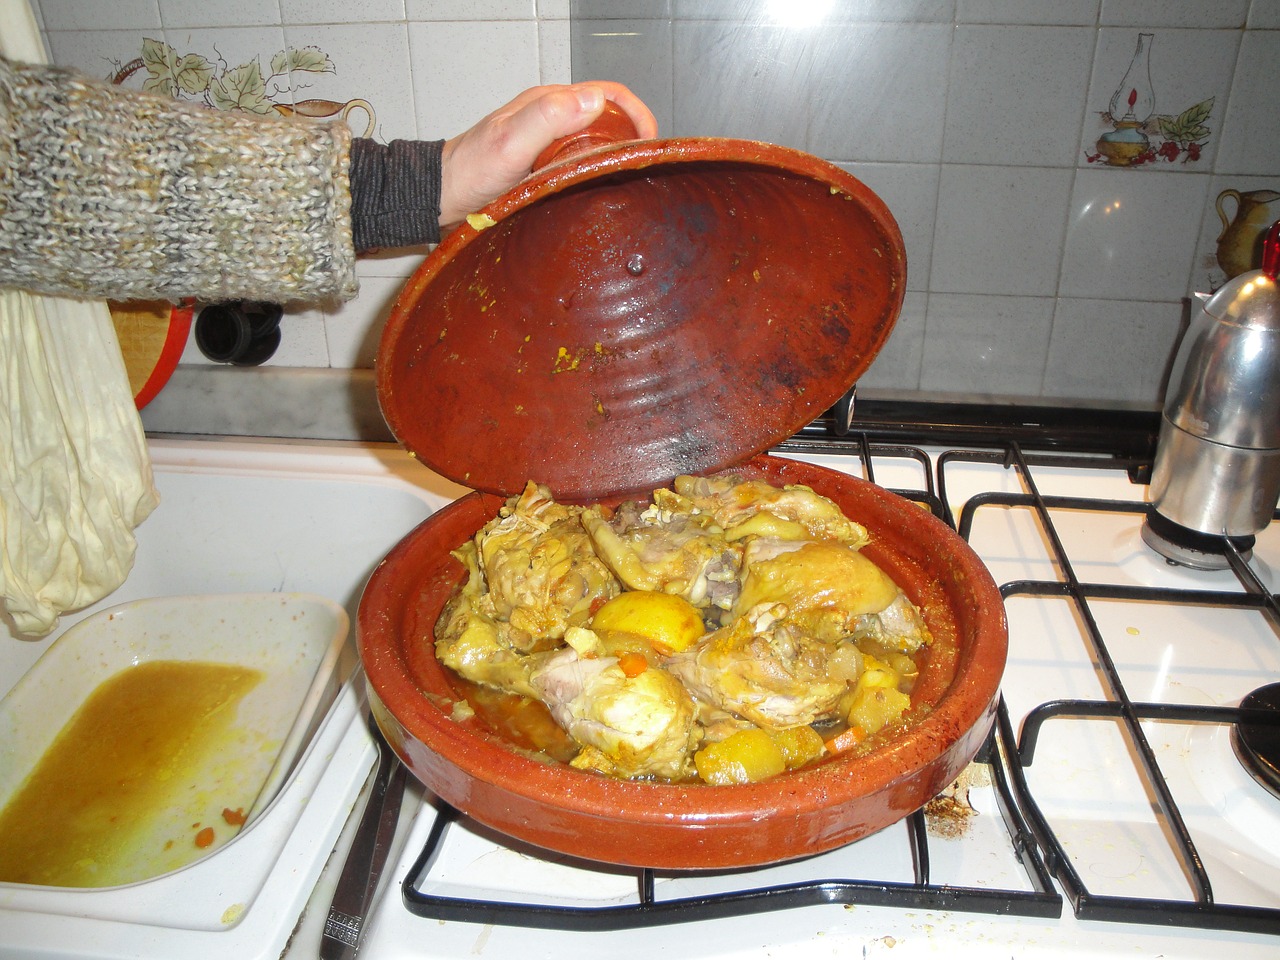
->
[140,365,1155,448]
[140,365,396,443]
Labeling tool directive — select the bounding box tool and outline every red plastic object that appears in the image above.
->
[133,303,192,409]
[1262,219,1280,280]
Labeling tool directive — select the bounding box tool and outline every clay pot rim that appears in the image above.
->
[368,661,1002,825]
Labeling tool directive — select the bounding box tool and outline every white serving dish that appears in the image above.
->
[0,592,347,923]
[0,439,459,958]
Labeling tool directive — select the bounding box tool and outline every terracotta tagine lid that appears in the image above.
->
[376,106,906,499]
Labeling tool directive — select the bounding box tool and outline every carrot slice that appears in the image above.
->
[823,725,866,755]
[617,652,649,678]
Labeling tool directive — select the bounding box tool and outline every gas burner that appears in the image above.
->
[1231,683,1280,800]
[1140,510,1255,571]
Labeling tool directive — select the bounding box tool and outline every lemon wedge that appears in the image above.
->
[590,591,705,655]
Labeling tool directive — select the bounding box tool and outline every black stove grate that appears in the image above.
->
[399,438,1062,930]
[944,443,1280,937]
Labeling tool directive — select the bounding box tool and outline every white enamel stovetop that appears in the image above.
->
[3,437,1279,960]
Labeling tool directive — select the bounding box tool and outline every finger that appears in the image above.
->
[578,81,659,139]
[523,85,608,142]
[505,84,657,147]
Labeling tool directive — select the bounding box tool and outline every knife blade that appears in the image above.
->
[320,716,408,960]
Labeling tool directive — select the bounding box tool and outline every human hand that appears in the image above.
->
[438,81,658,231]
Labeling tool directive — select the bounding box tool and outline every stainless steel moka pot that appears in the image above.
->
[1143,220,1280,569]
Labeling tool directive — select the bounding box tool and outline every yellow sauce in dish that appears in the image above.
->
[0,660,262,887]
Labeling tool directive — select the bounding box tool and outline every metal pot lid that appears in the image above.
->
[376,113,906,500]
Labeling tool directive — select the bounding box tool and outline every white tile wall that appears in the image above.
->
[1249,0,1280,28]
[671,19,812,149]
[34,0,1280,409]
[1059,168,1210,301]
[39,0,160,30]
[931,165,1075,297]
[807,23,951,163]
[920,293,1056,397]
[941,24,1095,167]
[536,17,570,83]
[408,20,541,138]
[956,0,1100,26]
[1216,29,1280,175]
[405,0,537,19]
[278,0,407,22]
[1099,0,1252,29]
[44,29,152,81]
[158,0,281,29]
[571,17,672,131]
[1042,296,1185,402]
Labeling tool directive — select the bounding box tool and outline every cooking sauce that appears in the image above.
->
[454,676,579,764]
[0,660,262,887]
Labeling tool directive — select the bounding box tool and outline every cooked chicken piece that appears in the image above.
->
[530,646,700,781]
[434,540,556,697]
[673,474,869,546]
[729,538,893,636]
[852,591,931,654]
[475,481,621,652]
[693,702,760,744]
[581,493,742,612]
[433,473,927,784]
[665,602,864,730]
[727,538,929,652]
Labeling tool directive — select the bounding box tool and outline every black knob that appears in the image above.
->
[194,301,283,366]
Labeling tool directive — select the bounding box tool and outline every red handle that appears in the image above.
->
[532,100,640,171]
[1263,219,1280,280]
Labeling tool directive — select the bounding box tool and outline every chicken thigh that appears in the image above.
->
[731,538,928,651]
[474,481,621,652]
[665,603,864,730]
[581,492,741,613]
[673,474,870,546]
[530,645,700,781]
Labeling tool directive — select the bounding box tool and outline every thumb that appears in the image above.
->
[516,85,606,145]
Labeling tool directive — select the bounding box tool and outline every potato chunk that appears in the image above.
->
[694,728,786,785]
[845,654,912,736]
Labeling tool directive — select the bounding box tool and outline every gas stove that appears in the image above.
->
[323,402,1280,960]
[4,405,1279,960]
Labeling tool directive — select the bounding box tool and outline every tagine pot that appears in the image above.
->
[358,106,1007,869]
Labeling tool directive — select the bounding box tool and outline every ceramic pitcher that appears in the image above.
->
[1216,188,1280,278]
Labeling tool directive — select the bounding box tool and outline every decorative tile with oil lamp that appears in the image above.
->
[1086,32,1215,168]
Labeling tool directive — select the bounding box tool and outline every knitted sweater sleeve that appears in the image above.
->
[0,55,358,304]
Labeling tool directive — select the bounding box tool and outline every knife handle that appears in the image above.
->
[319,726,408,960]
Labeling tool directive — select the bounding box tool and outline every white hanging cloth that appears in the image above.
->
[0,0,159,636]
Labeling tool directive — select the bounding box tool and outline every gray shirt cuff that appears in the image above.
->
[349,138,444,252]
